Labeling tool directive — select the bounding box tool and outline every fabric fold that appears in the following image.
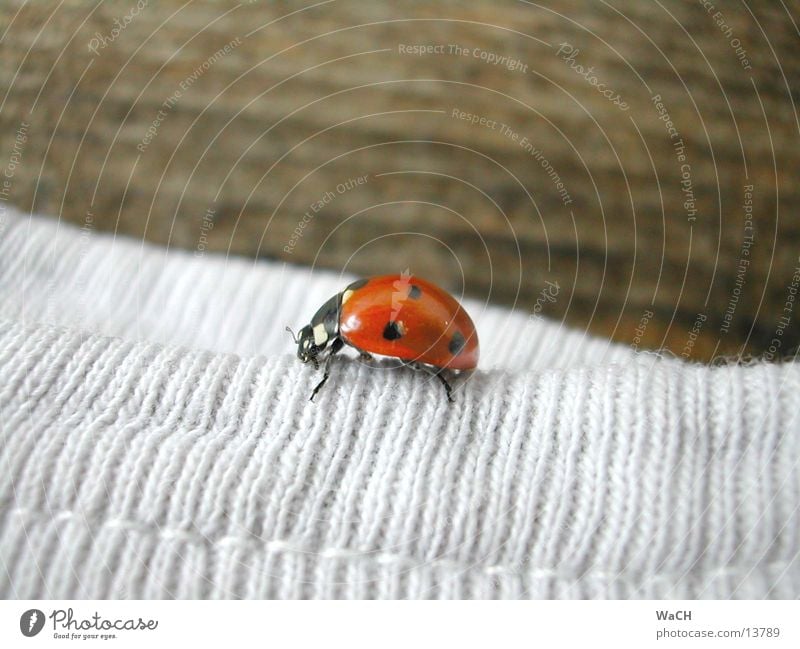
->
[0,211,798,598]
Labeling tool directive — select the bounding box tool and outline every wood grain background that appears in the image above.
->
[1,0,798,360]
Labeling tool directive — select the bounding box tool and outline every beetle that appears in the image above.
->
[287,273,479,401]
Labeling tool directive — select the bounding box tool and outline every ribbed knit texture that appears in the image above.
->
[1,210,798,599]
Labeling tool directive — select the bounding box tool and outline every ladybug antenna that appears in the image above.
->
[285,326,299,344]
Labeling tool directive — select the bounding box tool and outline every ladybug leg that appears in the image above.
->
[357,350,374,364]
[310,337,343,401]
[433,370,455,403]
[407,361,454,403]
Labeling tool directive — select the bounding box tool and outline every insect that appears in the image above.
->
[287,274,479,402]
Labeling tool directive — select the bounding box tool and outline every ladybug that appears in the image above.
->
[287,273,479,402]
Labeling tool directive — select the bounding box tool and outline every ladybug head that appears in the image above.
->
[291,324,319,364]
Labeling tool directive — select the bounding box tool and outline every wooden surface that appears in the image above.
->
[1,0,798,360]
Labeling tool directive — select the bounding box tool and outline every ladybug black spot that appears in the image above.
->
[408,285,422,299]
[383,321,404,340]
[449,331,466,355]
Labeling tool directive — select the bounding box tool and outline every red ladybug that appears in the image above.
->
[287,273,479,401]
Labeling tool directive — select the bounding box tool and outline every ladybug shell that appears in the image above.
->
[338,275,479,370]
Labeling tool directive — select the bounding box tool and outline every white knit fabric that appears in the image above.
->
[0,209,798,599]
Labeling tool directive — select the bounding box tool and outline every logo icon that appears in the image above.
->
[391,268,413,320]
[20,609,45,637]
